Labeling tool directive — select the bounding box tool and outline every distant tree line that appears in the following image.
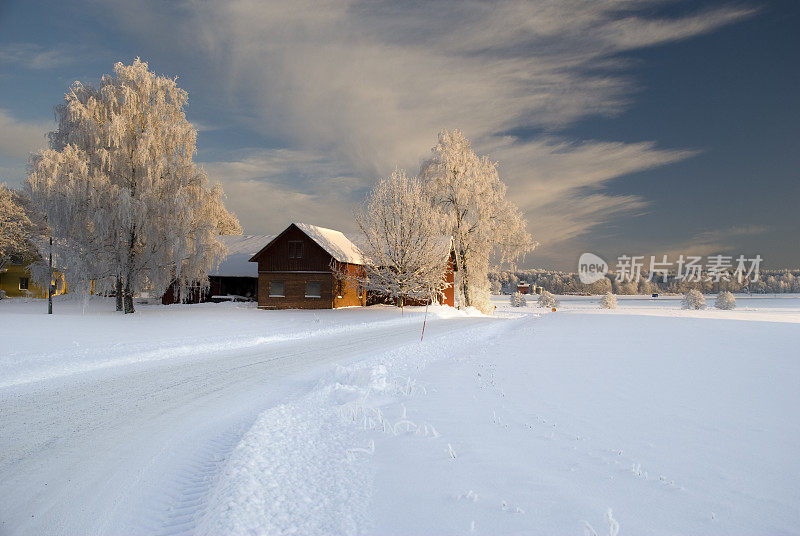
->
[490,268,800,295]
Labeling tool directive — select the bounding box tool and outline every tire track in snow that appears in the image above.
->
[141,423,249,536]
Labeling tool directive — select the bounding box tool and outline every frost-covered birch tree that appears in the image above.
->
[420,129,534,312]
[354,169,449,306]
[26,59,236,313]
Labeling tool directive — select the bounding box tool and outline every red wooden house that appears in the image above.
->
[249,223,367,309]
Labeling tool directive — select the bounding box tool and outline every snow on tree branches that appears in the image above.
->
[715,290,736,310]
[353,169,450,306]
[26,59,237,313]
[682,289,706,310]
[537,290,558,308]
[421,129,534,313]
[208,182,243,236]
[599,292,618,309]
[510,291,527,307]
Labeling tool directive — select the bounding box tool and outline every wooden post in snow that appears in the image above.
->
[421,301,429,341]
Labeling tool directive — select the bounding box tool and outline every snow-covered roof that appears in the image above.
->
[213,234,274,277]
[294,223,363,265]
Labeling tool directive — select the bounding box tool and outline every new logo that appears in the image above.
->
[578,253,608,284]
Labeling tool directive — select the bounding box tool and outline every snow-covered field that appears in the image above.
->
[1,294,798,535]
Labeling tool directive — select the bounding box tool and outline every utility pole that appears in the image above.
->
[47,235,53,315]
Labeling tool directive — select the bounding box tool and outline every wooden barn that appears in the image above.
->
[162,234,273,304]
[249,223,367,309]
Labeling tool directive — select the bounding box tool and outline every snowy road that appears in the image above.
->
[0,309,498,535]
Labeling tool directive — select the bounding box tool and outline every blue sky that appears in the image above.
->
[1,0,797,270]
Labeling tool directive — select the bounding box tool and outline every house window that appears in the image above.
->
[18,277,29,290]
[269,281,285,297]
[288,241,304,259]
[357,284,363,299]
[305,281,321,298]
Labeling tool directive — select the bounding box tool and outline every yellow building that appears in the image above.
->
[0,263,67,298]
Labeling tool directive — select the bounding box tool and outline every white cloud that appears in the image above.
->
[0,109,51,160]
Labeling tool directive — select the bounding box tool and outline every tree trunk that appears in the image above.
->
[115,277,123,311]
[124,167,137,315]
[459,248,471,307]
[123,279,135,314]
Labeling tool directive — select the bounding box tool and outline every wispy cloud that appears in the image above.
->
[482,136,698,244]
[97,0,754,264]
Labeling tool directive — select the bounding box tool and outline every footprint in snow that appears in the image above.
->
[501,500,525,514]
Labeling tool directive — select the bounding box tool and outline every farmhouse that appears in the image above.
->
[0,257,67,299]
[161,224,456,309]
[516,282,541,295]
[249,223,366,309]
